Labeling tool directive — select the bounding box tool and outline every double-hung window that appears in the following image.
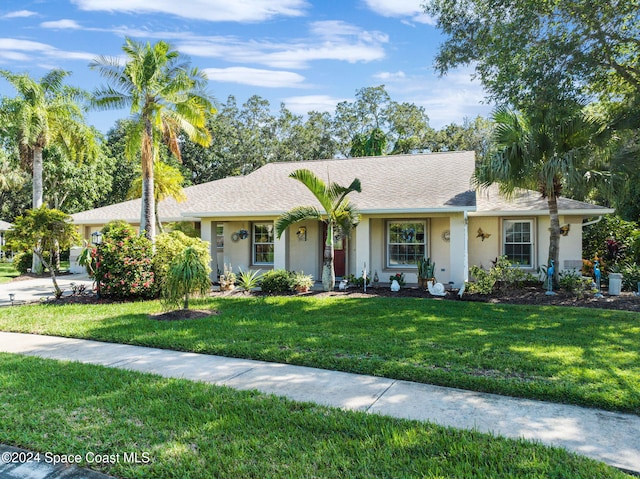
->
[253,223,274,265]
[387,221,426,267]
[503,220,534,267]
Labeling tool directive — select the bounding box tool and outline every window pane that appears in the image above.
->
[504,221,533,267]
[254,223,274,264]
[388,221,427,267]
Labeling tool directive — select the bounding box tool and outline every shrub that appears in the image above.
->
[154,231,211,290]
[12,251,33,274]
[237,269,263,291]
[93,222,157,299]
[558,270,595,298]
[346,273,370,288]
[619,262,640,291]
[467,256,536,295]
[162,246,211,310]
[260,269,294,294]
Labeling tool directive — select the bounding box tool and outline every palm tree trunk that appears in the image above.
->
[32,146,43,208]
[322,222,336,291]
[141,122,156,242]
[547,194,561,288]
[32,146,44,273]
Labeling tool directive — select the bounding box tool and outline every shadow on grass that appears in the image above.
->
[0,353,630,479]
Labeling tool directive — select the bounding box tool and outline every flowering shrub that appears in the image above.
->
[93,221,157,299]
[389,272,406,287]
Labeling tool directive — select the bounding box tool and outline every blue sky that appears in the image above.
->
[0,0,493,134]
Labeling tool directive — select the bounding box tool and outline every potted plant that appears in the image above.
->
[417,257,436,288]
[291,271,314,293]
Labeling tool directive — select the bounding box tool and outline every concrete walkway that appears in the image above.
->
[0,274,94,307]
[0,332,638,476]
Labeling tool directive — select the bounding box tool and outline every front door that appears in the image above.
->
[323,224,347,278]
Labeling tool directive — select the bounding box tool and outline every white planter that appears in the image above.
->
[608,273,623,296]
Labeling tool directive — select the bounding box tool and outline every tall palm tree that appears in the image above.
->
[0,69,97,209]
[474,104,598,285]
[127,162,187,234]
[91,37,214,242]
[276,169,361,291]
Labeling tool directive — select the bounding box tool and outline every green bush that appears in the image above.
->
[93,221,157,299]
[154,231,211,290]
[583,216,640,264]
[558,270,595,298]
[467,256,537,295]
[260,269,294,294]
[619,263,640,291]
[291,271,314,292]
[237,269,263,291]
[12,251,33,274]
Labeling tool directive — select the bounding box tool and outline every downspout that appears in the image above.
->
[581,216,603,228]
[463,210,469,284]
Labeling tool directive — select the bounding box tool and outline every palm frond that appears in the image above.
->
[275,206,323,238]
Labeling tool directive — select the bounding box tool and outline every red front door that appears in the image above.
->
[323,224,346,278]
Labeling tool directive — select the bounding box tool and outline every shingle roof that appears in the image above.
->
[71,151,612,223]
[474,184,614,216]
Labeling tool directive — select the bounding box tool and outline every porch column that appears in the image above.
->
[354,217,370,277]
[449,212,468,287]
[200,220,216,280]
[274,227,287,271]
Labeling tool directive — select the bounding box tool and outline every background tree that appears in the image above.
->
[127,161,187,233]
[276,169,361,291]
[0,69,98,210]
[6,206,79,296]
[91,37,214,242]
[474,104,600,285]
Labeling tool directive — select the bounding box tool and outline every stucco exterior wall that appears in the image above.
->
[430,217,451,284]
[287,221,321,279]
[468,217,501,271]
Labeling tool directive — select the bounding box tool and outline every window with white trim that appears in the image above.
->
[387,221,426,267]
[253,223,274,265]
[503,220,534,267]
[216,225,224,249]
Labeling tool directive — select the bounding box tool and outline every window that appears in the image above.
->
[216,225,224,249]
[503,220,534,267]
[253,223,274,264]
[387,221,426,267]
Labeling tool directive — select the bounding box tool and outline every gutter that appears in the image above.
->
[581,216,604,228]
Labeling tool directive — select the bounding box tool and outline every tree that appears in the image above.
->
[474,104,599,285]
[0,69,97,209]
[6,207,80,296]
[128,162,187,233]
[162,246,212,311]
[91,37,214,242]
[424,0,640,107]
[275,169,361,291]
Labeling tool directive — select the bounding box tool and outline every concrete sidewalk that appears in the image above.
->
[0,332,638,475]
[0,274,94,306]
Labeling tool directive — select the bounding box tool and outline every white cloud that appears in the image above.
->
[2,10,38,19]
[41,19,83,29]
[373,70,406,80]
[203,67,306,88]
[71,0,309,22]
[0,38,94,64]
[177,21,387,69]
[282,95,344,115]
[363,0,436,25]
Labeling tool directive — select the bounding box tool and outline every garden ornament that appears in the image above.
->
[427,280,446,297]
[390,279,400,292]
[545,259,556,296]
[339,279,348,291]
[594,260,603,298]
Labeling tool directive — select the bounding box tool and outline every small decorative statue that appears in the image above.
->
[390,279,400,292]
[373,270,379,288]
[594,260,603,298]
[339,278,348,290]
[545,259,556,296]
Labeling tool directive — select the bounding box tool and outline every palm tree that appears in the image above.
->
[275,169,361,291]
[474,104,598,286]
[90,37,214,242]
[127,162,187,234]
[0,69,97,209]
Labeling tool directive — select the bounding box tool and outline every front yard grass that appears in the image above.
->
[0,262,19,284]
[0,353,631,479]
[0,296,638,414]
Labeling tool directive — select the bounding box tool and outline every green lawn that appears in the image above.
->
[0,353,630,479]
[0,262,19,284]
[1,296,638,414]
